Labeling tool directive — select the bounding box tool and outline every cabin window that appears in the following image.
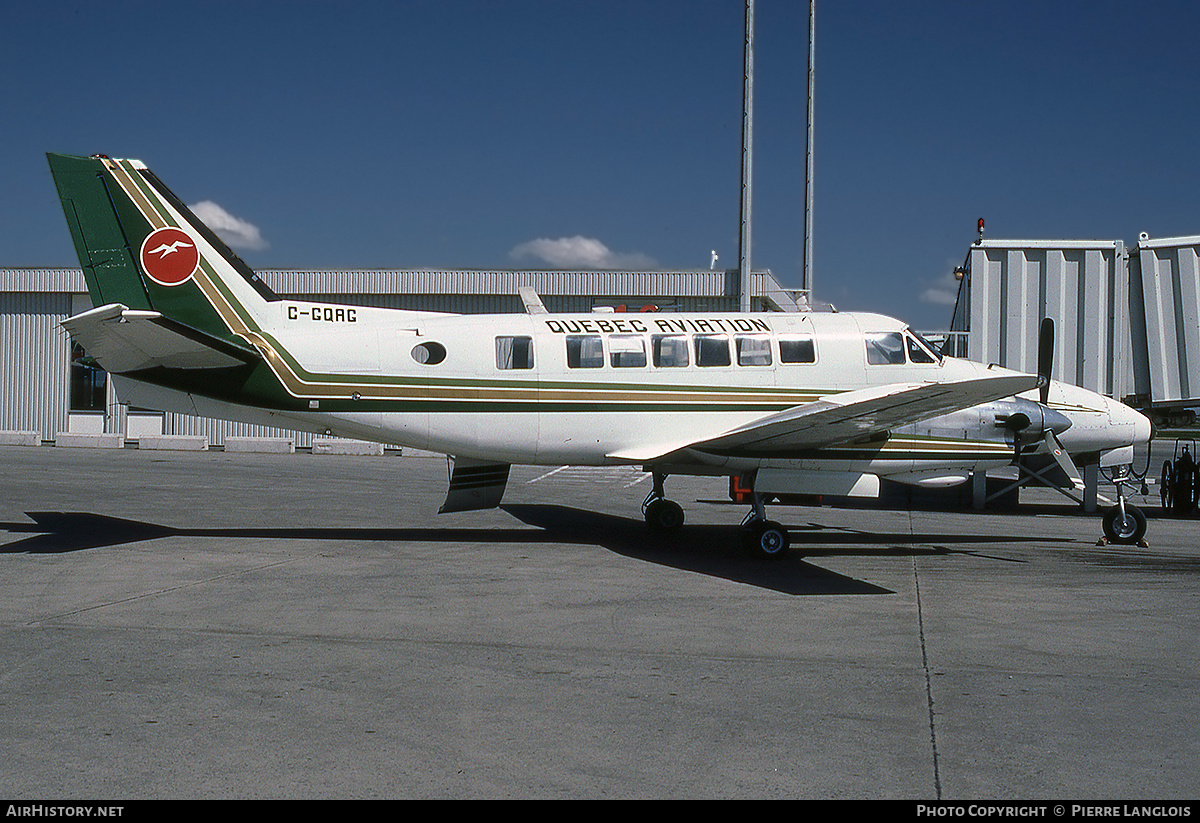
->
[778,334,816,364]
[609,335,647,368]
[735,334,772,366]
[652,334,689,367]
[865,332,906,365]
[906,332,938,364]
[694,334,731,367]
[566,335,604,369]
[496,336,534,370]
[411,341,447,365]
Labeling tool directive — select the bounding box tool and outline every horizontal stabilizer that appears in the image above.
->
[61,303,259,373]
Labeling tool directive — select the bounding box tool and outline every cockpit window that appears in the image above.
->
[906,332,938,364]
[865,332,906,365]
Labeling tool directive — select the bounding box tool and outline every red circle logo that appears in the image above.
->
[140,227,200,286]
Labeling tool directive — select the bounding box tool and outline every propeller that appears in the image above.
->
[1001,317,1080,484]
[1035,317,1081,484]
[1038,317,1054,405]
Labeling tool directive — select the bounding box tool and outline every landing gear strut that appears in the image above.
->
[740,492,790,560]
[642,472,684,533]
[641,471,791,558]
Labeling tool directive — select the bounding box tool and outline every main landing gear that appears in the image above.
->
[740,494,790,559]
[641,472,791,559]
[642,472,685,533]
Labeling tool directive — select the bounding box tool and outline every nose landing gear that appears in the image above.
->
[1099,462,1150,546]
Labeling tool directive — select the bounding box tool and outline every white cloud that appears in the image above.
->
[188,200,269,251]
[510,235,656,270]
[919,266,963,306]
[920,284,960,305]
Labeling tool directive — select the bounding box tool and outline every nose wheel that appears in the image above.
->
[1101,503,1147,546]
[1098,466,1150,546]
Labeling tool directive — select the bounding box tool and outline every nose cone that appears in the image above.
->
[1114,402,1154,445]
[1052,383,1154,453]
[1042,405,1074,436]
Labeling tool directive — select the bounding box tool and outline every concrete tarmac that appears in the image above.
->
[0,444,1197,799]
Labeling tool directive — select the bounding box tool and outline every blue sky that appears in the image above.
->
[4,0,1199,330]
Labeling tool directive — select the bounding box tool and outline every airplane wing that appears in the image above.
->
[61,303,260,373]
[610,374,1040,462]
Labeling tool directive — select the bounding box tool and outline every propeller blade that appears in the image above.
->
[1043,430,1081,487]
[1038,317,1054,405]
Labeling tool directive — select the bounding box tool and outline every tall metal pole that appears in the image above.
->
[738,0,754,313]
[802,0,815,304]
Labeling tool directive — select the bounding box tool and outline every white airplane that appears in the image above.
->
[47,153,1154,556]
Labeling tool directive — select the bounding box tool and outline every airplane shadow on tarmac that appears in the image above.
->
[0,506,1070,596]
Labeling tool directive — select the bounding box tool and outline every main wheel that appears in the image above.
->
[743,520,789,559]
[644,498,685,532]
[1102,504,1147,545]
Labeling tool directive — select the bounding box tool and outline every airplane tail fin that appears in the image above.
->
[46,153,277,342]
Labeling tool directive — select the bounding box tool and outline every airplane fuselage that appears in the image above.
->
[114,299,1150,488]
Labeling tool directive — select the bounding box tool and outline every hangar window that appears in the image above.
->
[778,334,816,364]
[652,334,689,368]
[735,334,772,366]
[609,335,647,368]
[69,342,107,411]
[694,334,731,367]
[411,342,447,365]
[865,332,906,365]
[496,336,534,370]
[566,335,604,369]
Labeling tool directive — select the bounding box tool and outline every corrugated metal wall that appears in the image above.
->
[1130,234,1200,405]
[964,240,1129,400]
[259,269,752,300]
[162,414,319,448]
[0,292,70,439]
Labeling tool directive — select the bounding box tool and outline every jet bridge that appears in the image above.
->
[948,232,1200,513]
[1128,232,1200,418]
